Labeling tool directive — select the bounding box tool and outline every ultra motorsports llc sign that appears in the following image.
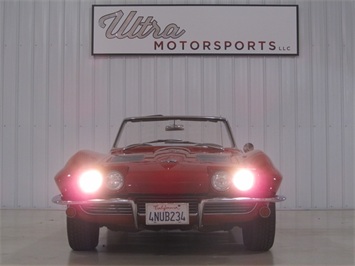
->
[92,5,298,55]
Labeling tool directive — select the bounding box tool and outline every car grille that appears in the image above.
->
[136,198,199,215]
[203,202,256,214]
[81,202,133,215]
[79,199,256,216]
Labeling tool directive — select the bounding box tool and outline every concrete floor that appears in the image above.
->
[0,209,354,266]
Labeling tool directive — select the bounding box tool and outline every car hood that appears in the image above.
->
[109,147,238,195]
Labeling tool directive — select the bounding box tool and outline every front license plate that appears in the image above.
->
[146,203,189,225]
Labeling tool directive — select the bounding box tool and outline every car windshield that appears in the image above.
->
[114,117,235,149]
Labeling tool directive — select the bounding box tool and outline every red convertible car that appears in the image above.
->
[52,115,285,251]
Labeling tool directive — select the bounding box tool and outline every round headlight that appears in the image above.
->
[232,169,255,191]
[78,170,103,193]
[211,171,230,191]
[106,171,124,190]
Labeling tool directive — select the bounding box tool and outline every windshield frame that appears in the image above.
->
[112,115,237,149]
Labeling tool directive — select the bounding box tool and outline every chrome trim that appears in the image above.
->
[198,195,286,227]
[131,201,138,229]
[51,194,138,229]
[52,195,286,205]
[52,194,134,205]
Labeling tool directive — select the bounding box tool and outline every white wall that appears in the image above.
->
[0,0,354,210]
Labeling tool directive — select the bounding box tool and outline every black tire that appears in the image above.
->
[67,217,99,251]
[242,203,276,251]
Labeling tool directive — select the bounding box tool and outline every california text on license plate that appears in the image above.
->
[146,203,189,225]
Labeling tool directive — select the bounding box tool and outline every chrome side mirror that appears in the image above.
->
[243,143,254,153]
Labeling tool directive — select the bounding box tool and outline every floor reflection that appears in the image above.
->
[68,228,275,265]
[2,210,353,266]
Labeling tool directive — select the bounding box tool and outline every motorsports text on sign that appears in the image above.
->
[92,5,298,55]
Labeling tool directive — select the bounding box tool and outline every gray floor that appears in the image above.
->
[0,209,354,266]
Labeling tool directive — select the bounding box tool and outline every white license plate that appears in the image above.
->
[145,203,189,225]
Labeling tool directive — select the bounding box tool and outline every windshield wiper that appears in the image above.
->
[146,139,197,145]
[123,139,191,150]
[195,143,225,151]
[123,143,152,151]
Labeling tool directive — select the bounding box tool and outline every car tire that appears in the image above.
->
[242,203,276,252]
[67,217,99,251]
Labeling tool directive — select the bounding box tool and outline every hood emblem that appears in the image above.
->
[160,158,178,170]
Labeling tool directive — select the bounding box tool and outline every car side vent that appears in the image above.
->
[81,203,133,215]
[203,202,256,214]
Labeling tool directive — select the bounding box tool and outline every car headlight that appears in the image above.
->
[232,169,255,191]
[211,171,230,191]
[78,170,103,193]
[106,171,124,190]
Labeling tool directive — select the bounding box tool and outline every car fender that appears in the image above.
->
[241,149,283,193]
[54,150,107,196]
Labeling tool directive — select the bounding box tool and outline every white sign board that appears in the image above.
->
[92,5,298,55]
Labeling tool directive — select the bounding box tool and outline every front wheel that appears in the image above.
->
[242,203,276,251]
[67,217,99,251]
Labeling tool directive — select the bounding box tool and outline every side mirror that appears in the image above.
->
[243,143,254,153]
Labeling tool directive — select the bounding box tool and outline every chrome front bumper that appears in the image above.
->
[52,194,136,206]
[52,194,286,206]
[52,194,286,228]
